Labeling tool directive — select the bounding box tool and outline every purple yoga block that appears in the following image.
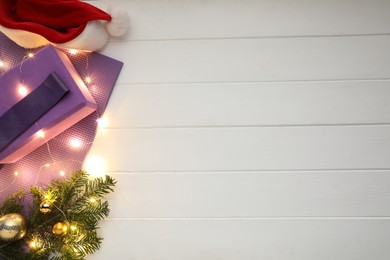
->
[0,46,97,163]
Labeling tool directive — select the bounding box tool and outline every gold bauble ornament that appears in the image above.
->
[39,200,53,214]
[0,213,27,242]
[52,222,68,236]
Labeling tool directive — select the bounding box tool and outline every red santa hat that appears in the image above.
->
[0,0,123,44]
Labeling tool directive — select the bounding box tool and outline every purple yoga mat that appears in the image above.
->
[0,32,123,202]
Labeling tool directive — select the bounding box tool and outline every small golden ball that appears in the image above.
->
[52,222,68,236]
[39,201,53,214]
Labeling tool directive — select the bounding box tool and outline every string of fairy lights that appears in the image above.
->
[0,47,108,197]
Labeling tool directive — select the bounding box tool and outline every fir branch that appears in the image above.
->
[0,170,116,259]
[85,175,116,198]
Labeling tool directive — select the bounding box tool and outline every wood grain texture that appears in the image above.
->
[102,36,390,84]
[89,219,390,260]
[83,0,390,259]
[89,126,390,172]
[107,171,390,218]
[92,0,390,40]
[106,81,390,128]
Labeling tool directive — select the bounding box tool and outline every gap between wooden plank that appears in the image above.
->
[105,217,390,221]
[107,168,390,175]
[112,78,390,86]
[109,33,390,43]
[115,78,390,86]
[105,169,390,175]
[101,123,390,130]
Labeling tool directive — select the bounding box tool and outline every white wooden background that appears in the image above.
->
[88,0,390,259]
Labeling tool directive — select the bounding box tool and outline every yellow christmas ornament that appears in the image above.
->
[39,200,53,214]
[52,222,69,236]
[0,213,27,242]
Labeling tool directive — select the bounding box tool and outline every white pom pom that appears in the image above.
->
[106,5,129,37]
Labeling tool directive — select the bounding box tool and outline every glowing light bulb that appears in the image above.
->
[45,163,50,168]
[29,238,41,249]
[29,241,37,249]
[89,197,96,203]
[27,52,34,58]
[18,84,28,96]
[97,116,109,129]
[85,76,92,84]
[69,49,78,55]
[0,60,4,67]
[14,171,19,176]
[37,130,45,138]
[60,170,65,176]
[84,156,106,177]
[69,138,83,149]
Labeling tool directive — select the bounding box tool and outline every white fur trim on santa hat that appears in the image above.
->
[0,25,49,49]
[55,20,109,51]
[0,21,109,51]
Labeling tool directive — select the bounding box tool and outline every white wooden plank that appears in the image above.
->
[91,0,390,41]
[88,126,390,172]
[107,81,390,128]
[107,171,390,218]
[102,36,390,84]
[89,219,390,260]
